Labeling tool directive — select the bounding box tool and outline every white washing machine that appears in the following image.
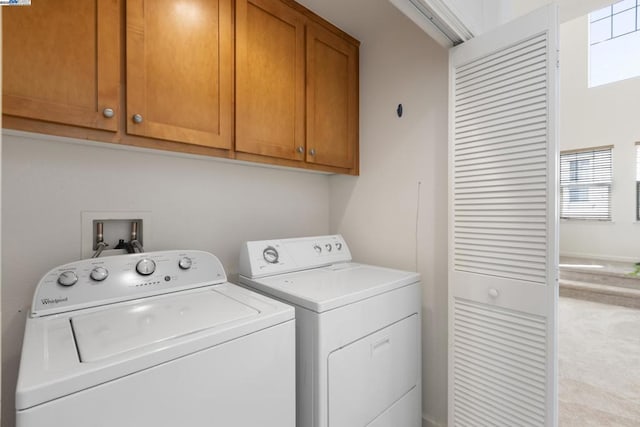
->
[16,250,295,427]
[238,235,422,427]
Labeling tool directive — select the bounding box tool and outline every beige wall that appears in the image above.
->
[297,0,450,425]
[1,133,330,426]
[2,0,450,426]
[559,15,640,261]
[500,0,613,23]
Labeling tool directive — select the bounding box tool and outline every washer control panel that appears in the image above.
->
[238,235,352,279]
[32,250,226,317]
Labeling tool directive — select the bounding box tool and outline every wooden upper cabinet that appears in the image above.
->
[3,0,120,131]
[126,0,232,149]
[3,0,358,174]
[235,0,306,160]
[306,22,358,170]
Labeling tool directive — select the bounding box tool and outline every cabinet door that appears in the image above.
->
[306,23,358,170]
[3,0,120,131]
[126,0,232,149]
[236,0,306,160]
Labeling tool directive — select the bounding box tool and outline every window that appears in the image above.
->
[589,1,640,87]
[560,147,612,220]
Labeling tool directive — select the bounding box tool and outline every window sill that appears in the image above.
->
[560,218,613,223]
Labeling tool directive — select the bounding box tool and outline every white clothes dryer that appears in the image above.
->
[17,250,295,427]
[238,235,422,427]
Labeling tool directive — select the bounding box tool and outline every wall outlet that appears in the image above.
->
[81,211,152,259]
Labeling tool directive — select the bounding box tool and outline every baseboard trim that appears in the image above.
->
[560,251,639,264]
[423,414,445,427]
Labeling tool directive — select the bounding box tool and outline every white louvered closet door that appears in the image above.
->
[448,6,558,427]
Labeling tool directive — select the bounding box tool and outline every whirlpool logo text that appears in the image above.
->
[41,297,68,305]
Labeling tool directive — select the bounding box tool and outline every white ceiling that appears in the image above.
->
[294,0,616,49]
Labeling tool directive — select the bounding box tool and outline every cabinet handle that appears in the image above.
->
[132,114,144,124]
[309,148,316,156]
[102,108,115,118]
[297,146,304,154]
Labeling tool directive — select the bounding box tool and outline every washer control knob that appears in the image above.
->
[313,244,322,254]
[325,244,332,252]
[336,242,343,250]
[90,267,109,282]
[136,258,156,276]
[263,246,279,264]
[58,271,78,287]
[178,256,193,270]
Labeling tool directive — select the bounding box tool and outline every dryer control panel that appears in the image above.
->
[31,250,227,317]
[238,235,352,279]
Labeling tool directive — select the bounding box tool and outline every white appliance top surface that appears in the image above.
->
[18,283,293,410]
[31,250,228,317]
[72,288,259,362]
[17,250,295,411]
[238,234,352,279]
[240,262,420,312]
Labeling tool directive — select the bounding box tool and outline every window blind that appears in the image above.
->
[560,147,612,220]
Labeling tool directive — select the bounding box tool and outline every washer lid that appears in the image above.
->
[240,263,420,312]
[72,289,259,362]
[16,283,293,411]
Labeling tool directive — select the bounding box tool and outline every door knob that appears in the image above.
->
[103,108,115,118]
[132,114,144,124]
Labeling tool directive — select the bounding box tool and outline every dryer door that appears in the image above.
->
[328,314,419,426]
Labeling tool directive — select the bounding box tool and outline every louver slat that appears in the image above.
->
[456,140,546,162]
[456,82,547,116]
[455,34,547,77]
[456,71,545,109]
[455,131,545,152]
[456,100,546,131]
[453,299,547,426]
[456,50,546,92]
[450,13,555,424]
[456,54,546,98]
[453,34,548,284]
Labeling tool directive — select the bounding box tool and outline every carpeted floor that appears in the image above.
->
[559,297,640,426]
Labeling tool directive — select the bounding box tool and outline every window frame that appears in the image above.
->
[588,0,640,87]
[589,0,640,46]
